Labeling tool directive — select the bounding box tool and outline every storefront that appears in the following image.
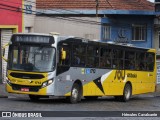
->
[0,0,23,83]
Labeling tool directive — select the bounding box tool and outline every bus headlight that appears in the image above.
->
[41,79,53,88]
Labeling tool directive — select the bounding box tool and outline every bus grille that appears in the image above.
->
[10,73,44,79]
[11,84,41,92]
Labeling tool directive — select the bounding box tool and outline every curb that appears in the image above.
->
[0,95,8,98]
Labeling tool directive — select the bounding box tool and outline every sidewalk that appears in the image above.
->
[154,84,160,97]
[0,83,8,98]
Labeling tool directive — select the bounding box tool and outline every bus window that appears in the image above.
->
[87,45,99,57]
[125,51,135,70]
[12,46,18,64]
[72,44,86,66]
[112,49,124,69]
[100,48,111,68]
[146,53,154,71]
[86,45,99,68]
[59,44,70,66]
[136,52,146,71]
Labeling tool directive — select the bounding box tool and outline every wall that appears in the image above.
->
[153,18,160,55]
[24,0,36,32]
[153,27,159,53]
[101,15,154,48]
[0,0,22,32]
[34,16,100,40]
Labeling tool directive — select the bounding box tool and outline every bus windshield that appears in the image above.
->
[8,45,55,72]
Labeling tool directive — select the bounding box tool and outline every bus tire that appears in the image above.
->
[84,96,98,100]
[68,83,81,104]
[121,83,132,102]
[29,95,40,101]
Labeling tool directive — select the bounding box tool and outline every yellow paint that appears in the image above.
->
[0,25,18,33]
[81,68,85,74]
[65,67,156,97]
[65,92,71,96]
[7,70,48,95]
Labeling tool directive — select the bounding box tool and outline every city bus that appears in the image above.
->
[2,33,156,103]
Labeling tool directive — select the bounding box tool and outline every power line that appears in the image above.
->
[0,2,154,30]
[1,0,84,15]
[0,3,154,30]
[1,0,102,24]
[24,0,36,5]
[0,1,102,25]
[0,3,102,26]
[105,0,114,9]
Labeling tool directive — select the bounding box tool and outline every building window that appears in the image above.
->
[132,24,147,41]
[25,27,32,33]
[102,24,111,40]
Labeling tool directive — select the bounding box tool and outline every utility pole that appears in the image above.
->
[95,0,99,17]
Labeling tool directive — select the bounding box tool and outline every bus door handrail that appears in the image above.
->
[2,42,9,62]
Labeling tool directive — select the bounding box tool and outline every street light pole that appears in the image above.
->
[95,0,99,17]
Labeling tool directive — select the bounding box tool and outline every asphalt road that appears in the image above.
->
[0,95,160,120]
[0,95,160,111]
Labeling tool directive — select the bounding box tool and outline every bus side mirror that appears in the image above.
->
[61,50,66,60]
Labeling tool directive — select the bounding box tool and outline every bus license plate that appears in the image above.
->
[21,88,29,92]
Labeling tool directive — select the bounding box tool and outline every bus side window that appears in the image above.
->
[100,48,112,68]
[112,49,124,69]
[72,44,86,66]
[86,45,99,68]
[125,51,135,70]
[146,53,154,71]
[59,45,70,66]
[136,52,146,71]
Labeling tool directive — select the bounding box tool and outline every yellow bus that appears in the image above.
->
[3,33,156,103]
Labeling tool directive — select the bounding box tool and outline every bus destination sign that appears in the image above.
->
[12,35,54,44]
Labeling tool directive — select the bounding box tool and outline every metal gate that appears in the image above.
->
[1,29,13,82]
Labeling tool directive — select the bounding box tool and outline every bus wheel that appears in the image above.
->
[68,83,81,104]
[29,95,40,101]
[122,83,132,102]
[84,96,98,100]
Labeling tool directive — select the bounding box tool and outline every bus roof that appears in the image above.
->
[12,33,155,52]
[62,37,156,52]
[13,33,53,36]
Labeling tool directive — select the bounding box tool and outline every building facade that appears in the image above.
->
[101,13,154,48]
[154,0,160,57]
[0,0,23,83]
[35,16,101,40]
[36,0,155,48]
[24,0,36,33]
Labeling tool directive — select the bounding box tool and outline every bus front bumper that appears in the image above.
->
[6,83,48,96]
